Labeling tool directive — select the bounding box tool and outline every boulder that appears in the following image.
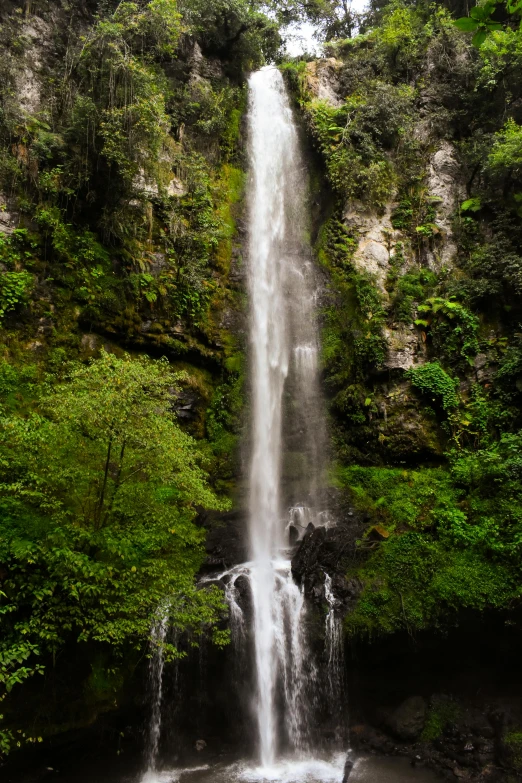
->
[387,696,427,741]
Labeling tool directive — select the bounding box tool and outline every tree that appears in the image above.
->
[454,0,521,47]
[268,0,357,41]
[0,351,228,753]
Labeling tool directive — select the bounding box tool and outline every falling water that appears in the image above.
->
[140,67,344,782]
[324,574,346,738]
[143,608,169,778]
[246,66,328,769]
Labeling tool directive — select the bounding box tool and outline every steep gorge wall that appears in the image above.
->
[0,0,268,756]
[283,7,522,777]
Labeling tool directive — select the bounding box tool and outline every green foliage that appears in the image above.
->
[488,118,522,176]
[304,80,414,209]
[0,351,229,749]
[317,214,387,391]
[505,731,522,772]
[421,699,461,741]
[376,1,426,70]
[338,464,461,531]
[0,230,37,321]
[204,356,244,494]
[339,463,517,637]
[415,297,480,366]
[407,362,459,411]
[179,0,281,68]
[391,192,441,247]
[461,197,482,213]
[387,262,437,323]
[0,641,43,756]
[454,0,519,48]
[0,270,33,322]
[454,2,503,48]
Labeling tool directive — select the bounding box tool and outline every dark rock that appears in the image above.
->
[291,517,363,609]
[291,525,326,582]
[387,696,427,741]
[367,524,390,542]
[342,754,354,782]
[200,509,248,570]
[172,388,201,422]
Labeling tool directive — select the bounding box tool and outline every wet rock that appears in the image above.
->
[425,141,466,270]
[292,524,326,581]
[344,201,397,292]
[149,252,168,274]
[383,324,422,371]
[15,15,54,116]
[26,340,44,353]
[305,58,344,107]
[167,176,187,197]
[387,696,427,741]
[292,522,363,609]
[367,525,390,542]
[0,195,19,234]
[201,509,248,570]
[173,388,200,421]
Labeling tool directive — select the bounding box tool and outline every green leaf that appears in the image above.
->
[454,16,480,30]
[470,6,488,20]
[461,197,482,213]
[472,28,488,46]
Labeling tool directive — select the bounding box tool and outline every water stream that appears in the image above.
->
[325,574,345,732]
[143,608,169,779]
[245,65,328,769]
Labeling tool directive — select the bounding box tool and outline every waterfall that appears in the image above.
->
[143,607,169,778]
[246,66,328,769]
[139,67,346,782]
[324,574,346,739]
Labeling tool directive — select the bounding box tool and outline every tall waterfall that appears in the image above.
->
[246,67,327,768]
[139,67,345,783]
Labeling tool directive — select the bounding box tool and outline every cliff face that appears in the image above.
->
[0,0,279,755]
[2,0,522,777]
[282,10,522,775]
[284,0,522,686]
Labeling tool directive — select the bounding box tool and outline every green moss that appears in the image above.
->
[204,350,245,496]
[421,699,461,741]
[386,256,438,324]
[505,731,522,772]
[317,213,387,389]
[338,464,516,637]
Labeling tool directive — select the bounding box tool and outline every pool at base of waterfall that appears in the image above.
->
[137,754,442,783]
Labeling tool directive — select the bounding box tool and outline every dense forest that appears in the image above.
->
[1,0,522,780]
